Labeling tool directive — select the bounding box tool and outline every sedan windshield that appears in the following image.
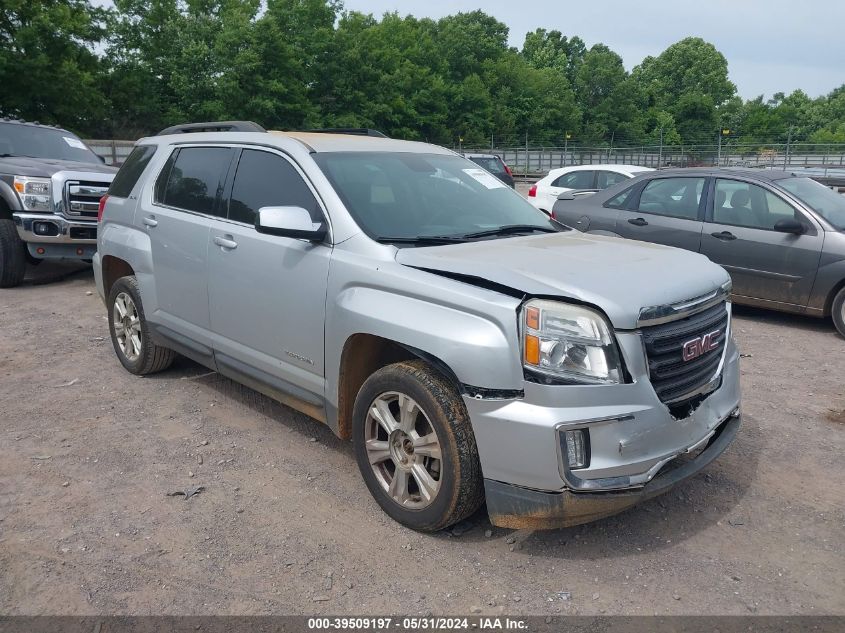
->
[0,122,101,164]
[313,152,556,242]
[778,177,845,230]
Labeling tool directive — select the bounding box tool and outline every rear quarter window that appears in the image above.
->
[108,145,157,198]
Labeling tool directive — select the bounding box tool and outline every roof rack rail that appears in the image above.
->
[302,128,389,138]
[156,121,265,136]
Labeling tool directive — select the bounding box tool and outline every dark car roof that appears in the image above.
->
[0,118,73,135]
[644,167,796,181]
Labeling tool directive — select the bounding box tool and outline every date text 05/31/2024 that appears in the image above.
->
[307,617,529,630]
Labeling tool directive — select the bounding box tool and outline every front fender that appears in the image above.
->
[324,254,525,417]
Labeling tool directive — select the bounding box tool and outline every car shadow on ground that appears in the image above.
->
[21,261,92,286]
[732,304,836,335]
[153,357,760,558]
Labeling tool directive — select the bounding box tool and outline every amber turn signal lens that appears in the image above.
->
[524,334,540,365]
[525,306,540,330]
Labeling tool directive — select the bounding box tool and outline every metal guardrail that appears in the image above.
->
[85,139,136,165]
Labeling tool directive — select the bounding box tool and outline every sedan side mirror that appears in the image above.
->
[255,206,327,242]
[773,218,806,235]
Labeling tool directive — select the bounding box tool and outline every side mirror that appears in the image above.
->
[773,218,805,235]
[557,192,577,201]
[255,206,327,242]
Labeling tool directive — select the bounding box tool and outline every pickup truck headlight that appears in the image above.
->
[13,176,52,212]
[522,299,623,384]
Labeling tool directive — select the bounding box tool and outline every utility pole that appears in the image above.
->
[524,131,529,178]
[658,127,664,168]
[717,130,722,166]
[784,127,793,169]
[608,131,614,162]
[563,132,571,167]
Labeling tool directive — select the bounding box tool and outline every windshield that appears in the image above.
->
[313,152,554,241]
[0,123,101,164]
[778,177,845,230]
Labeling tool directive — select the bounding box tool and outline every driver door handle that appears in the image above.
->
[213,235,238,250]
[628,217,648,226]
[142,216,158,228]
[711,231,737,241]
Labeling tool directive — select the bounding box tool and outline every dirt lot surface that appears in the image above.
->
[1,263,844,616]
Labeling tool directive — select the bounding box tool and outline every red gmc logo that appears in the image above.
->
[682,330,722,362]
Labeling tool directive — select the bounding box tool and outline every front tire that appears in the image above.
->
[0,219,27,288]
[352,360,484,532]
[832,286,845,339]
[107,275,175,375]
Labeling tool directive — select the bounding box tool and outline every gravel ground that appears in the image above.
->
[0,262,843,617]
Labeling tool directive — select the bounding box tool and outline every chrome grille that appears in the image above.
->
[64,181,109,218]
[641,301,729,405]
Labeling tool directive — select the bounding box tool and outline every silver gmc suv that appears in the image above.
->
[95,122,741,532]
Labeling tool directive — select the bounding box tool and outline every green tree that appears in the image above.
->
[0,0,110,135]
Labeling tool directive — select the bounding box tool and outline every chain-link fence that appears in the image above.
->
[85,139,136,165]
[460,142,845,178]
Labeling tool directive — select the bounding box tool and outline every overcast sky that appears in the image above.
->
[342,0,843,100]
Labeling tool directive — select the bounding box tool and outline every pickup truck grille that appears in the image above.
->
[641,301,729,405]
[64,181,109,218]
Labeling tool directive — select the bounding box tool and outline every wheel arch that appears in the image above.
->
[101,255,136,299]
[334,334,464,440]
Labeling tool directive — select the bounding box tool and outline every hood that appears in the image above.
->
[395,231,730,330]
[0,156,117,177]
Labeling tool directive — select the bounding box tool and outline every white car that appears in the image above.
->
[528,164,654,213]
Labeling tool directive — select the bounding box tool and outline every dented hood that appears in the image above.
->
[395,231,730,330]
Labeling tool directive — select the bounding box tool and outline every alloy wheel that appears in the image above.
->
[364,391,442,509]
[113,291,142,362]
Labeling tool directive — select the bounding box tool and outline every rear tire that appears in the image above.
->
[832,286,845,339]
[352,360,484,532]
[107,275,176,375]
[0,219,27,288]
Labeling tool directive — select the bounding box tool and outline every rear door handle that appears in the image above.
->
[142,216,158,228]
[213,235,238,250]
[711,231,737,241]
[628,217,648,226]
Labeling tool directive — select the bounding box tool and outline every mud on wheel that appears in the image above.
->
[107,275,176,375]
[352,360,484,532]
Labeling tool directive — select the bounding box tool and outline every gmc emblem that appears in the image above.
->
[682,330,722,362]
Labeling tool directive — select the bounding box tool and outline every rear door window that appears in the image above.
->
[227,149,322,224]
[156,147,234,216]
[553,170,594,189]
[596,170,629,189]
[469,156,504,174]
[634,177,705,220]
[109,145,156,198]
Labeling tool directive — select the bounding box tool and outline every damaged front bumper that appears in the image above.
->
[484,411,740,529]
[464,331,742,529]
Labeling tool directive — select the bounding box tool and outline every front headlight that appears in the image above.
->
[522,299,623,384]
[13,176,52,212]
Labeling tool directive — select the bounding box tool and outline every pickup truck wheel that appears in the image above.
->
[353,360,483,532]
[0,219,27,288]
[107,276,176,375]
[833,287,845,339]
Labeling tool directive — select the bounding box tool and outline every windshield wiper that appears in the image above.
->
[458,224,559,239]
[373,235,468,245]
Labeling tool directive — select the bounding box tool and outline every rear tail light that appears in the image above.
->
[550,209,557,220]
[528,184,537,197]
[503,163,513,176]
[97,194,109,222]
